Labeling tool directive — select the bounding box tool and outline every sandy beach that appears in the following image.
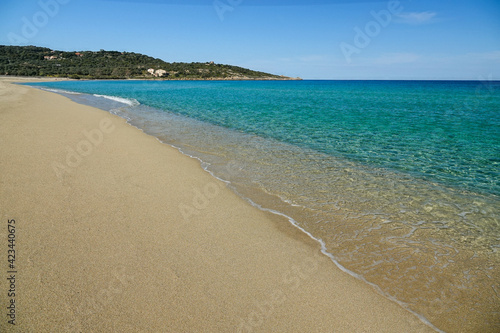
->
[0,78,434,332]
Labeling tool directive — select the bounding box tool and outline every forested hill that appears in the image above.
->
[0,45,300,80]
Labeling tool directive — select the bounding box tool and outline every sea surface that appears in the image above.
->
[28,80,500,332]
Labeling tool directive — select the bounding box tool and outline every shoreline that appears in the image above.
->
[0,77,434,332]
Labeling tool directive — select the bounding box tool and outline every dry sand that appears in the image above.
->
[0,78,435,332]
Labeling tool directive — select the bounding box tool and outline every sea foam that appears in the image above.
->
[41,88,81,95]
[94,94,140,107]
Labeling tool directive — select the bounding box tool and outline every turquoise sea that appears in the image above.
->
[29,80,500,332]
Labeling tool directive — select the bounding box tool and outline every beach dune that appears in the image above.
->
[0,78,433,332]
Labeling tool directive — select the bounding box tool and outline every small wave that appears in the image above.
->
[42,88,81,95]
[109,108,132,122]
[94,94,140,106]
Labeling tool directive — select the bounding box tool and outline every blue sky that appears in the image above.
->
[1,0,499,79]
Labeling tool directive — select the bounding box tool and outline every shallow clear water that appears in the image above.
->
[29,80,500,332]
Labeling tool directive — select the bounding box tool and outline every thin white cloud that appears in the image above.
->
[373,53,421,65]
[395,11,437,25]
[334,53,421,67]
[298,55,329,63]
[426,51,500,65]
[465,51,500,62]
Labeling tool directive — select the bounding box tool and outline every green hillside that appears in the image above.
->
[0,45,298,80]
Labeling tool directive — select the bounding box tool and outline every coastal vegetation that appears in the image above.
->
[0,45,298,80]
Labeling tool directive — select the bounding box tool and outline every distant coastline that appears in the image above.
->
[0,45,301,81]
[1,75,301,82]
